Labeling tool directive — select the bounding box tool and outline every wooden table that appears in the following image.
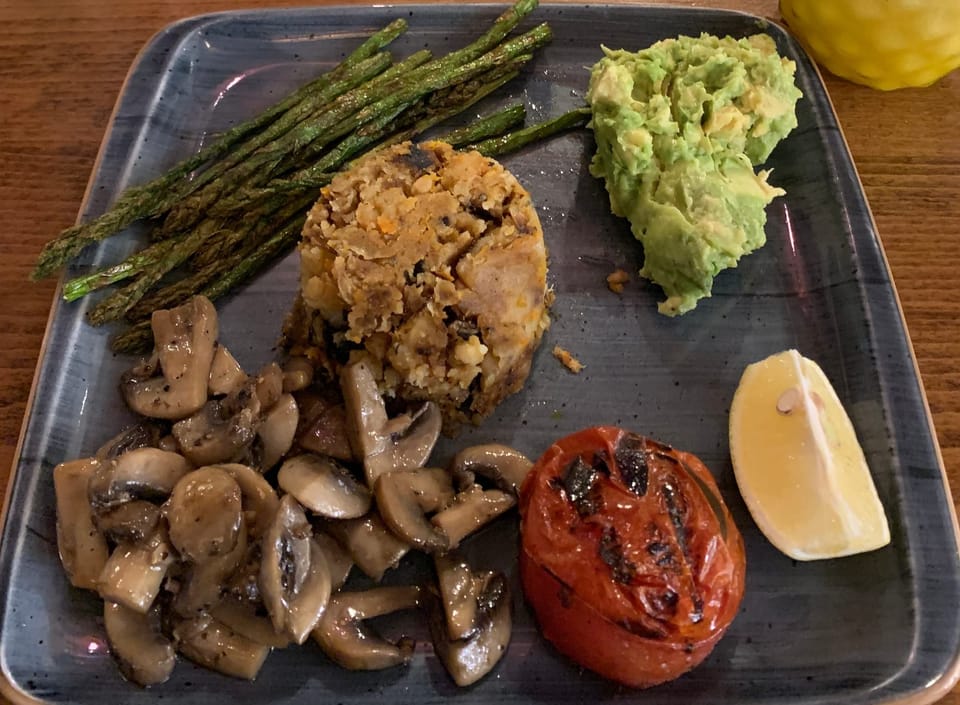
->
[0,0,957,702]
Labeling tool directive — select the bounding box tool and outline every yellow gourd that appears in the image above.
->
[779,0,960,90]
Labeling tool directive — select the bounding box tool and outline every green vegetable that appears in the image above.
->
[471,107,590,157]
[61,239,178,302]
[587,33,802,316]
[156,49,434,236]
[112,213,305,353]
[244,62,530,202]
[34,0,597,352]
[128,194,316,319]
[32,20,409,280]
[437,104,527,147]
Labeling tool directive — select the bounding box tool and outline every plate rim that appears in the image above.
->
[2,4,959,705]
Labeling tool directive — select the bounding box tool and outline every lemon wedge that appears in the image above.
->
[729,349,890,560]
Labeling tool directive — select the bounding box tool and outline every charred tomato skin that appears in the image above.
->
[519,426,746,688]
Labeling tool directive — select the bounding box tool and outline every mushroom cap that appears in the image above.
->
[94,500,161,545]
[285,538,333,644]
[448,444,533,495]
[375,467,455,552]
[95,422,166,461]
[313,531,354,591]
[259,495,332,644]
[313,585,422,670]
[277,453,371,519]
[171,399,258,467]
[258,495,311,625]
[88,447,191,513]
[340,361,388,465]
[340,361,442,487]
[165,466,243,563]
[258,393,299,470]
[171,362,289,469]
[214,463,280,539]
[375,402,442,478]
[294,390,353,462]
[121,296,218,420]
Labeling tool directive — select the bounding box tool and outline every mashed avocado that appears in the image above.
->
[587,33,802,315]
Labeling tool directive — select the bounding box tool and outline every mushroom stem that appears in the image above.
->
[314,585,422,670]
[434,553,483,641]
[53,458,109,591]
[103,601,176,687]
[210,596,292,649]
[174,517,249,617]
[208,343,247,397]
[173,614,270,680]
[432,486,516,549]
[252,362,284,411]
[428,572,512,687]
[98,528,176,613]
[326,512,410,582]
[281,356,314,393]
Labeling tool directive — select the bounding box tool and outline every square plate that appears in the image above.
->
[3,4,960,704]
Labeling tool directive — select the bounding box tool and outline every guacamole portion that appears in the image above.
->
[587,33,802,315]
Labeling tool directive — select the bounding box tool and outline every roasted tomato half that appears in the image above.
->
[519,426,746,688]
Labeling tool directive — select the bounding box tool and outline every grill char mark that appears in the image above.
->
[660,481,703,623]
[614,433,649,496]
[598,526,636,585]
[559,456,603,516]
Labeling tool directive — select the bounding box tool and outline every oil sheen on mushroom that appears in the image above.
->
[164,466,243,562]
[120,296,218,420]
[340,361,442,487]
[258,495,332,644]
[313,585,422,670]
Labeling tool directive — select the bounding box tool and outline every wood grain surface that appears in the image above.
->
[0,0,958,702]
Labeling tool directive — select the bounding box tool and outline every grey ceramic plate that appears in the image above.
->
[2,4,959,705]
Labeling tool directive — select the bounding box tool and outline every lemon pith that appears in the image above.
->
[729,349,890,560]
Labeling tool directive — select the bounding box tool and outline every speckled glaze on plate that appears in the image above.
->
[2,5,959,705]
